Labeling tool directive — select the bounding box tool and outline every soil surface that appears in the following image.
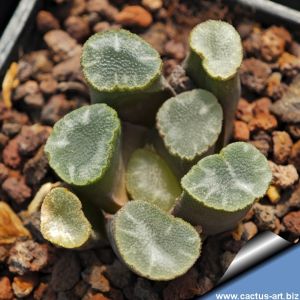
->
[0,0,299,299]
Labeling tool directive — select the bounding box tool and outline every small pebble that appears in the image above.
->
[2,177,32,205]
[105,260,133,289]
[240,58,271,93]
[0,133,9,150]
[271,76,300,123]
[289,183,300,208]
[233,120,250,141]
[93,21,110,33]
[272,131,293,164]
[269,161,299,189]
[41,94,74,125]
[164,40,186,60]
[266,185,281,204]
[2,122,21,137]
[283,211,300,235]
[133,278,160,300]
[23,146,49,187]
[287,124,300,139]
[12,274,38,298]
[290,140,300,171]
[115,6,153,28]
[266,72,284,100]
[17,125,51,157]
[8,240,51,275]
[249,139,270,156]
[86,0,118,20]
[278,52,300,78]
[242,222,258,240]
[0,163,9,183]
[33,282,49,300]
[82,264,110,293]
[142,0,162,11]
[253,203,277,231]
[51,252,81,292]
[253,97,271,116]
[36,10,60,33]
[0,277,13,300]
[236,98,254,123]
[44,30,80,62]
[64,16,90,42]
[40,76,58,95]
[261,27,286,62]
[248,113,277,132]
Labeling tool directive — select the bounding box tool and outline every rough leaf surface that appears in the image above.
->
[41,187,92,248]
[112,201,201,281]
[182,142,272,211]
[126,149,181,212]
[156,89,222,160]
[190,20,242,80]
[81,29,162,92]
[45,104,120,186]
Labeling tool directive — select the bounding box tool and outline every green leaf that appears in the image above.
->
[81,29,171,126]
[41,187,92,248]
[177,142,272,235]
[81,29,162,93]
[184,20,242,147]
[156,89,223,161]
[108,200,201,281]
[126,149,181,212]
[189,20,242,80]
[44,104,125,213]
[45,104,120,186]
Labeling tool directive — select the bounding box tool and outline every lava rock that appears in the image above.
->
[8,240,51,275]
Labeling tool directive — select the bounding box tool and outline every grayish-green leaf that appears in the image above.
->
[189,20,242,80]
[109,200,201,281]
[41,187,92,248]
[45,104,120,186]
[156,89,223,161]
[81,29,172,126]
[126,149,181,212]
[45,104,126,213]
[81,29,162,92]
[176,142,272,234]
[184,20,242,147]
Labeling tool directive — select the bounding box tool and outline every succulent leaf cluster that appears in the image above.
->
[40,21,272,281]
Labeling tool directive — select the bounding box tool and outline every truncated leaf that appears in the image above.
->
[45,104,120,186]
[109,200,201,281]
[41,187,92,248]
[126,149,181,212]
[156,89,222,160]
[185,20,242,146]
[189,20,242,80]
[177,142,272,234]
[81,29,162,92]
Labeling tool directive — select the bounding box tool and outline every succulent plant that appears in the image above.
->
[44,103,127,213]
[107,200,201,281]
[81,29,173,125]
[156,89,223,174]
[174,142,272,235]
[184,20,243,147]
[126,148,181,212]
[41,187,106,249]
[39,22,272,282]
